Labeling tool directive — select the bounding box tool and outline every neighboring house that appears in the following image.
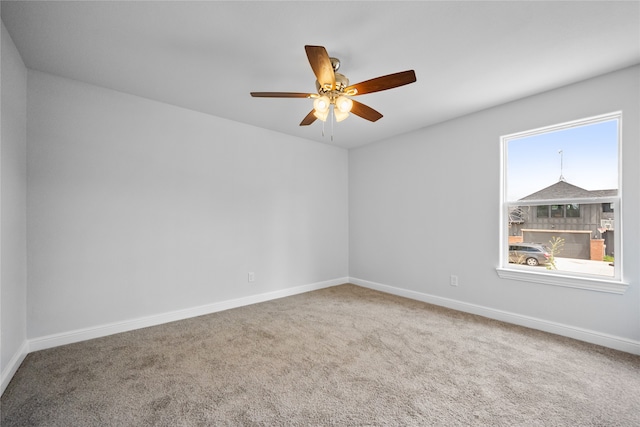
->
[509,180,616,259]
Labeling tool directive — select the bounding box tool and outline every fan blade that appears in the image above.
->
[351,100,383,122]
[305,45,335,91]
[300,110,317,126]
[345,70,416,96]
[250,92,312,98]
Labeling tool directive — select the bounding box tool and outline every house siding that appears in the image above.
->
[510,202,614,258]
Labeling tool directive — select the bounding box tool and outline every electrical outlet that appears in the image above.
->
[248,272,255,283]
[450,275,458,286]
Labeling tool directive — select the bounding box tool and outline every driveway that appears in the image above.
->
[552,257,614,276]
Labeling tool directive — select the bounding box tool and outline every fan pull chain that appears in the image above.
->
[331,107,334,142]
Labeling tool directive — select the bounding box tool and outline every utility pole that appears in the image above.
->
[558,149,565,181]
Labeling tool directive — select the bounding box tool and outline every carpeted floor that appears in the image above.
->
[2,284,639,426]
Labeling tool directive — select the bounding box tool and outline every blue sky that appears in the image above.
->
[507,119,619,201]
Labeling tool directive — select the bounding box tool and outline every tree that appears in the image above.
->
[508,206,528,228]
[546,236,565,270]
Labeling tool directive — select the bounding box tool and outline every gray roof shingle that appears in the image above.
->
[519,180,617,201]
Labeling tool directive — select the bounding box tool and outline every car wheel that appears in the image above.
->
[526,257,539,266]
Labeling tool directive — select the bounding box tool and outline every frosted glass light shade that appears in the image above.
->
[335,96,353,113]
[314,109,329,121]
[313,96,330,113]
[334,109,349,122]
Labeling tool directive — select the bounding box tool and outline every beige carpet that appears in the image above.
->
[2,284,639,426]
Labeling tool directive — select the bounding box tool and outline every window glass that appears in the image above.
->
[501,112,622,286]
[537,205,549,218]
[566,204,581,218]
[550,205,565,218]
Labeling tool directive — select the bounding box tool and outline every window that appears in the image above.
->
[550,204,565,218]
[536,204,580,218]
[498,112,625,293]
[566,204,580,218]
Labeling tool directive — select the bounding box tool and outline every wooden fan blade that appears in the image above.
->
[351,100,383,122]
[250,92,312,98]
[345,70,416,96]
[300,110,317,126]
[305,45,335,91]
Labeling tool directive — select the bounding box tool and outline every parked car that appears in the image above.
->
[509,243,551,266]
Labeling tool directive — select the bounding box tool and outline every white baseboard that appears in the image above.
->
[349,277,640,355]
[2,277,345,397]
[28,277,347,354]
[9,275,635,399]
[1,340,29,396]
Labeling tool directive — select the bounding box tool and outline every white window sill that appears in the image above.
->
[496,267,629,294]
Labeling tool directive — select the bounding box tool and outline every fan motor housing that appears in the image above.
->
[316,72,349,94]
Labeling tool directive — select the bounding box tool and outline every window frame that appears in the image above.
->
[497,111,627,294]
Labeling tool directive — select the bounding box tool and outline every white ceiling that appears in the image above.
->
[2,1,639,149]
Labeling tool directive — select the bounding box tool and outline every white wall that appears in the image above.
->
[1,21,28,390]
[27,71,349,339]
[4,45,638,399]
[349,66,640,348]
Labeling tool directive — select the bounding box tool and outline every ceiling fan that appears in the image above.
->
[250,45,416,126]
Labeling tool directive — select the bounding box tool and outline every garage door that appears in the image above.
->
[522,230,591,260]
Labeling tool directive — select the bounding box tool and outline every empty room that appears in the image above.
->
[1,1,639,425]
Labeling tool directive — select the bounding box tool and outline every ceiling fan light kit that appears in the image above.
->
[313,96,331,121]
[250,45,416,135]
